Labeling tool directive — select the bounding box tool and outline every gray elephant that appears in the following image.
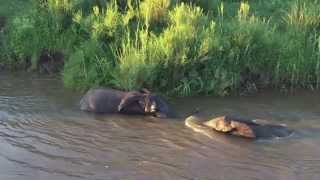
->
[185,114,293,139]
[80,88,174,118]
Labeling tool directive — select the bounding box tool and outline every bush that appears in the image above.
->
[139,0,170,29]
[276,0,320,88]
[2,0,320,96]
[63,38,115,90]
[112,3,220,95]
[4,4,77,69]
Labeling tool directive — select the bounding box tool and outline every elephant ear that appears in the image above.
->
[118,92,145,112]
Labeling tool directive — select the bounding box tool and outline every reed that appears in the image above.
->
[1,0,320,96]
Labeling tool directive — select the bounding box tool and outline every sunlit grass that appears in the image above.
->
[1,0,320,95]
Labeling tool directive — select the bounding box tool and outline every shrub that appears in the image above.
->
[63,38,115,90]
[139,0,170,29]
[275,0,320,88]
[3,0,320,96]
[5,3,77,69]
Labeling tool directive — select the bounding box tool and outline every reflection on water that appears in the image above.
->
[0,72,320,180]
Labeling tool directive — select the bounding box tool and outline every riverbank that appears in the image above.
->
[1,0,320,96]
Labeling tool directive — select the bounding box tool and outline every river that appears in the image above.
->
[0,72,320,180]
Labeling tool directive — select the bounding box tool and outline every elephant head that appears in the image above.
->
[118,89,172,118]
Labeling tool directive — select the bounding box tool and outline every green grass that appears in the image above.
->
[0,0,31,18]
[0,0,31,67]
[1,0,320,96]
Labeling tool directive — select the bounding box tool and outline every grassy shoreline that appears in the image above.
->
[1,0,320,96]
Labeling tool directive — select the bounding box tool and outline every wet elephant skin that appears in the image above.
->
[80,88,174,118]
[186,114,293,139]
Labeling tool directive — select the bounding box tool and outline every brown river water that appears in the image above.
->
[0,72,320,180]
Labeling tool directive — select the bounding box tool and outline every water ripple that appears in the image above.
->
[0,73,320,179]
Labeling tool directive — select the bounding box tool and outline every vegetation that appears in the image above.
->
[1,0,320,96]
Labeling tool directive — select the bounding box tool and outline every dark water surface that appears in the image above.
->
[0,72,320,180]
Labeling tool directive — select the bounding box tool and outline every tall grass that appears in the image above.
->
[1,0,320,96]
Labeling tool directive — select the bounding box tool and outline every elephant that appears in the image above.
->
[80,88,174,118]
[185,114,293,139]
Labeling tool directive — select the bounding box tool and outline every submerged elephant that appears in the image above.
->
[185,114,293,139]
[80,88,174,118]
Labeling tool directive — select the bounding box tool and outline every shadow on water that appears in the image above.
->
[0,72,320,180]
